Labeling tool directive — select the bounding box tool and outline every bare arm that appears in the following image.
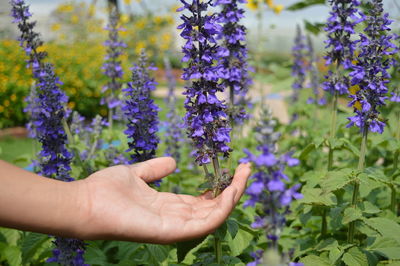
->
[0,158,251,243]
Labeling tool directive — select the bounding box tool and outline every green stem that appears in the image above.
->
[390,111,400,213]
[348,127,368,243]
[62,118,90,178]
[211,156,223,264]
[108,108,113,132]
[322,92,338,237]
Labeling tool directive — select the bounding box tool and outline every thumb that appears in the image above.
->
[129,157,177,183]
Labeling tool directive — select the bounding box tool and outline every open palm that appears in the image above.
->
[77,157,251,244]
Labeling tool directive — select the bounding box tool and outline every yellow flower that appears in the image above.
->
[135,19,146,30]
[273,4,284,14]
[349,85,360,95]
[4,100,10,107]
[123,0,132,4]
[265,0,274,8]
[120,14,130,24]
[71,15,79,24]
[51,23,61,31]
[68,102,76,109]
[154,16,164,25]
[57,3,73,13]
[10,94,16,102]
[149,36,157,45]
[135,41,146,54]
[246,0,259,10]
[0,106,4,113]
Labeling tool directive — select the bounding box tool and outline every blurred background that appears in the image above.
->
[0,0,399,129]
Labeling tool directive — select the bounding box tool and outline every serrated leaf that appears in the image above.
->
[359,174,382,198]
[342,247,368,266]
[215,221,228,240]
[363,217,400,243]
[300,170,327,189]
[177,236,207,263]
[299,254,331,266]
[146,244,169,264]
[299,188,337,206]
[329,247,343,264]
[361,201,381,214]
[368,237,400,259]
[316,238,338,252]
[320,169,353,193]
[226,219,239,239]
[0,228,20,246]
[21,232,49,264]
[226,228,253,257]
[343,207,363,224]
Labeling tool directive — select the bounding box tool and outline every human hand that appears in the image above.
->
[72,157,251,244]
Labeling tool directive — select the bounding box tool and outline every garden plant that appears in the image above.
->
[0,0,400,265]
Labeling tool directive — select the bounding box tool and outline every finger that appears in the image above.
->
[230,163,251,203]
[129,157,176,183]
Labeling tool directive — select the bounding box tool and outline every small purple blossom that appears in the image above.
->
[241,107,302,265]
[163,57,184,168]
[291,25,307,102]
[305,35,325,105]
[216,0,252,125]
[101,10,126,126]
[323,0,361,95]
[347,0,397,134]
[178,0,232,165]
[123,50,160,163]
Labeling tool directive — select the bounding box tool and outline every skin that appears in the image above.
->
[0,157,251,244]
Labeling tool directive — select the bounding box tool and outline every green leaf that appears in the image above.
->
[226,219,239,239]
[2,245,22,266]
[299,188,337,206]
[0,228,20,246]
[316,238,339,252]
[340,138,360,156]
[299,255,331,266]
[329,247,343,264]
[21,232,49,264]
[359,174,382,198]
[304,21,325,35]
[286,0,325,11]
[177,236,207,263]
[320,168,353,193]
[343,207,363,224]
[146,244,169,264]
[300,170,327,189]
[342,247,368,266]
[215,221,228,240]
[368,237,400,260]
[360,201,381,214]
[226,227,253,257]
[363,217,400,243]
[298,143,316,161]
[84,243,108,265]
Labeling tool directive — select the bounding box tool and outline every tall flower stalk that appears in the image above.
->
[241,107,302,266]
[291,25,307,104]
[10,0,87,264]
[123,50,160,164]
[322,0,361,237]
[163,57,184,169]
[306,35,325,105]
[347,0,396,243]
[178,0,232,263]
[216,0,251,126]
[102,9,126,130]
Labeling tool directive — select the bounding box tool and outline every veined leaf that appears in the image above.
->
[363,217,400,243]
[342,247,368,266]
[226,227,253,257]
[343,207,363,224]
[361,201,381,214]
[300,188,337,206]
[368,237,400,260]
[320,168,353,193]
[299,254,331,266]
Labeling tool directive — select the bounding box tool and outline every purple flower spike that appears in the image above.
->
[347,0,397,134]
[243,107,302,265]
[123,50,160,163]
[216,0,252,125]
[291,25,307,102]
[322,0,361,95]
[102,9,126,125]
[178,0,232,165]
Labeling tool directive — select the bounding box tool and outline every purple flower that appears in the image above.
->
[123,50,160,163]
[291,25,307,102]
[101,10,126,125]
[178,0,232,165]
[305,35,326,105]
[242,106,301,261]
[216,0,252,125]
[347,0,397,134]
[322,0,361,95]
[163,57,184,169]
[10,0,87,263]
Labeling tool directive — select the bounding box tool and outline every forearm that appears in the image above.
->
[0,160,84,238]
